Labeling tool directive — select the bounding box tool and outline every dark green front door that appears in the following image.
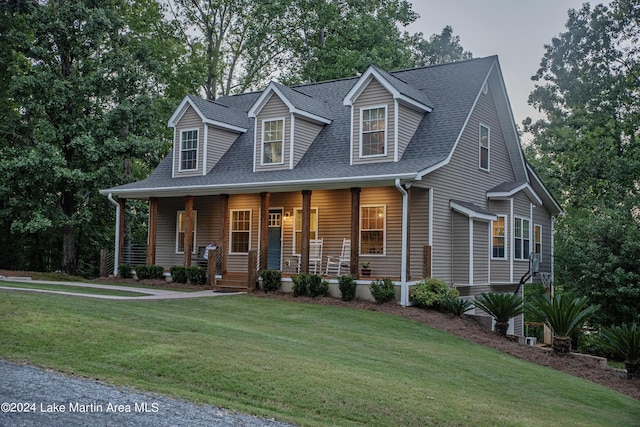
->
[267,210,282,270]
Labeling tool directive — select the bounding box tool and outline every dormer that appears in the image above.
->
[343,65,433,165]
[168,95,249,178]
[248,82,332,172]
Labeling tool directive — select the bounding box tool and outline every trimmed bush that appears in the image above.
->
[409,278,458,309]
[260,270,282,292]
[119,263,132,279]
[442,295,474,317]
[308,275,329,298]
[187,266,206,286]
[291,274,308,297]
[135,265,165,280]
[170,266,188,283]
[370,278,395,304]
[338,275,357,302]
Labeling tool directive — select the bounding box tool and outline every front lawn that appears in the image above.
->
[0,291,638,426]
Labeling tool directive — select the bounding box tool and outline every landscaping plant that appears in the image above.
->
[187,266,206,286]
[260,270,281,293]
[369,278,395,304]
[409,278,458,309]
[442,295,474,317]
[474,293,524,337]
[599,323,640,379]
[170,266,188,283]
[528,294,600,353]
[119,263,132,279]
[338,275,357,301]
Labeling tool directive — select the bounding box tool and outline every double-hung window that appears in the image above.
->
[492,215,506,259]
[180,129,198,171]
[176,210,197,253]
[262,119,284,164]
[293,208,318,255]
[361,106,386,157]
[514,217,530,260]
[534,224,542,261]
[230,210,251,253]
[360,205,386,254]
[479,124,490,171]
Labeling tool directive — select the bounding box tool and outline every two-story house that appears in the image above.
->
[101,56,562,334]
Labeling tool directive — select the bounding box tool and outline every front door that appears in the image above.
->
[267,210,282,270]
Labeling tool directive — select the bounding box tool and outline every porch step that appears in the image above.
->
[214,272,250,292]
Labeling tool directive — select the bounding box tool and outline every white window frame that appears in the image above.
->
[534,224,542,263]
[261,117,285,165]
[179,128,199,171]
[491,215,507,260]
[293,207,318,255]
[360,205,386,256]
[359,105,387,158]
[176,210,197,254]
[514,216,530,261]
[479,123,490,171]
[230,209,252,254]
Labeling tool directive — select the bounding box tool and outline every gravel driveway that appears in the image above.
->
[0,360,295,427]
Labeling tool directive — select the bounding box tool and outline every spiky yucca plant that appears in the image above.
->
[528,294,600,354]
[474,293,524,337]
[441,295,474,317]
[599,323,640,379]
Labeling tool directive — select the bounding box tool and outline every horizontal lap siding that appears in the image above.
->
[207,127,239,173]
[409,187,429,280]
[513,193,532,280]
[255,95,290,172]
[474,221,489,284]
[293,118,323,167]
[361,187,402,278]
[352,79,395,165]
[227,194,261,272]
[452,212,469,284]
[174,107,204,177]
[533,206,553,274]
[489,199,511,283]
[397,105,424,160]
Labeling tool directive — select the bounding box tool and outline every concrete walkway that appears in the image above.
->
[0,277,244,300]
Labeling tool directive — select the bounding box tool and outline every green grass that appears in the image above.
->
[0,291,638,426]
[0,281,147,297]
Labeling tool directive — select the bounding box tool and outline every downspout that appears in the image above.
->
[107,193,120,276]
[395,179,409,306]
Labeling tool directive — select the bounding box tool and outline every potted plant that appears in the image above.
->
[360,262,371,277]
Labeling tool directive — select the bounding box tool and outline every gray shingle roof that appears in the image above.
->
[103,56,499,196]
[271,82,333,120]
[186,95,251,130]
[370,65,434,109]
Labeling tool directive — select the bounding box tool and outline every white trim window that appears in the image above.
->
[176,210,197,254]
[230,210,251,254]
[360,205,386,255]
[492,215,507,259]
[293,208,318,255]
[514,217,530,260]
[262,118,284,164]
[180,129,199,171]
[534,224,542,262]
[360,106,387,157]
[479,124,490,171]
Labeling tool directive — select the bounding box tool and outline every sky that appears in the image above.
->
[407,0,611,128]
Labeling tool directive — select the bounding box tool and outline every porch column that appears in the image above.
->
[183,195,194,267]
[118,198,126,265]
[146,197,158,265]
[350,187,360,276]
[301,190,312,274]
[259,192,270,272]
[220,194,229,274]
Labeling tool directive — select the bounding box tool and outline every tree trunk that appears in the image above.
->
[624,361,639,379]
[495,321,509,337]
[552,336,572,354]
[62,224,76,274]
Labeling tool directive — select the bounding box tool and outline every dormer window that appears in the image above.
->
[360,106,387,157]
[262,118,284,165]
[180,129,198,171]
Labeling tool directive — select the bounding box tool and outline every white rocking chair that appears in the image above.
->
[297,238,323,274]
[325,238,351,276]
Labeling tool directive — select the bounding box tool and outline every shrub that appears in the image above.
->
[474,293,524,337]
[135,265,165,280]
[409,278,458,309]
[187,266,207,286]
[291,273,308,297]
[307,274,328,298]
[119,263,132,279]
[170,266,188,283]
[338,275,357,301]
[260,270,281,292]
[598,323,640,379]
[369,278,395,304]
[442,295,474,317]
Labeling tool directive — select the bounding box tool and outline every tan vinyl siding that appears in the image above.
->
[227,194,261,272]
[293,118,323,167]
[532,206,553,274]
[352,78,395,165]
[397,104,424,160]
[255,95,290,171]
[409,187,430,280]
[489,199,511,282]
[452,212,469,284]
[206,126,239,173]
[173,106,204,177]
[473,221,489,284]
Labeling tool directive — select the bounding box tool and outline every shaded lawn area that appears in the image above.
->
[0,291,638,426]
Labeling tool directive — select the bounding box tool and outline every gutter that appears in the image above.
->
[395,179,410,306]
[107,193,120,276]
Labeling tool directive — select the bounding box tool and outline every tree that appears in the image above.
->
[473,293,524,337]
[525,0,640,326]
[0,0,182,274]
[407,25,472,66]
